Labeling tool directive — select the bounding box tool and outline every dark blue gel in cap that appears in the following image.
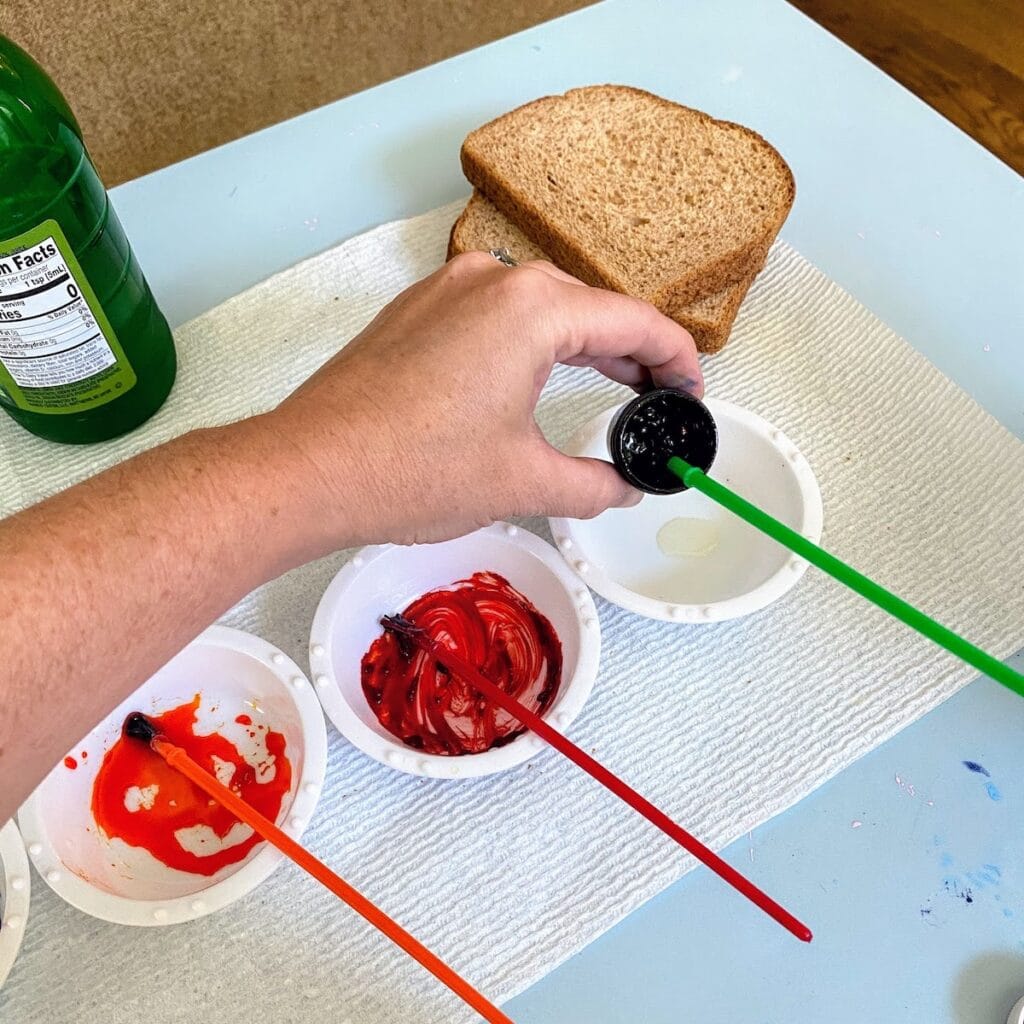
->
[608,388,718,495]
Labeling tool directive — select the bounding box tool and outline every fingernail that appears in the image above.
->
[616,487,644,509]
[675,375,703,396]
[657,373,702,396]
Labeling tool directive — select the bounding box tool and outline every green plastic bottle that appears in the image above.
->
[0,35,176,444]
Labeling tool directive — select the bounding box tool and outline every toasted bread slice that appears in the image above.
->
[460,85,791,309]
[448,191,758,354]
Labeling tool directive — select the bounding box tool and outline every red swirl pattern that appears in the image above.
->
[361,571,563,756]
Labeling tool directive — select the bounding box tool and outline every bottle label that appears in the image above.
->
[0,219,136,415]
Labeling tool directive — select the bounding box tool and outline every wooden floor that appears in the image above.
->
[789,0,1024,175]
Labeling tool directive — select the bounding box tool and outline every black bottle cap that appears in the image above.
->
[608,388,718,495]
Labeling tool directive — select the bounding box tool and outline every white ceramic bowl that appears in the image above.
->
[0,820,30,990]
[1007,995,1024,1024]
[549,398,823,622]
[18,625,327,926]
[310,523,600,778]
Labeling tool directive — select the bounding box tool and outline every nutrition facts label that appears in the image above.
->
[0,220,134,413]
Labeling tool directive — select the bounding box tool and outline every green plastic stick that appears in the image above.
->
[667,456,1024,699]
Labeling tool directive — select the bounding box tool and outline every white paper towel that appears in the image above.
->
[3,200,1023,1023]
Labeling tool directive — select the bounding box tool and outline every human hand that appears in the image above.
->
[271,252,703,549]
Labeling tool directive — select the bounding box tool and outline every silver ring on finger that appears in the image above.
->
[488,247,520,268]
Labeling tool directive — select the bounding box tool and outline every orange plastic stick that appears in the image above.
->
[385,619,812,943]
[151,736,513,1024]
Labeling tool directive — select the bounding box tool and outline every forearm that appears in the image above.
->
[0,253,703,824]
[0,413,330,821]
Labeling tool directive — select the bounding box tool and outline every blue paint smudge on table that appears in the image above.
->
[963,760,991,777]
[943,878,975,904]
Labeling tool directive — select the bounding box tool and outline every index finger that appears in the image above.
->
[546,281,704,397]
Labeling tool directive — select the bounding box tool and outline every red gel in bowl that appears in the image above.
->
[361,571,562,755]
[91,695,292,876]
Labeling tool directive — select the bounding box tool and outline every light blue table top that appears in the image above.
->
[110,1,1024,1020]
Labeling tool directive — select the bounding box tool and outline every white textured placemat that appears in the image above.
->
[4,201,1023,1023]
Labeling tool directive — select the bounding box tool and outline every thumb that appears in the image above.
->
[538,451,643,520]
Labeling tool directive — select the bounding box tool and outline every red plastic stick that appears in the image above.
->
[150,735,514,1024]
[383,616,812,943]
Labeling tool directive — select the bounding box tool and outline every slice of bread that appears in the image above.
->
[460,85,792,308]
[449,191,550,263]
[448,191,759,354]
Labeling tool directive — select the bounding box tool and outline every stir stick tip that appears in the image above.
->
[123,711,159,744]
